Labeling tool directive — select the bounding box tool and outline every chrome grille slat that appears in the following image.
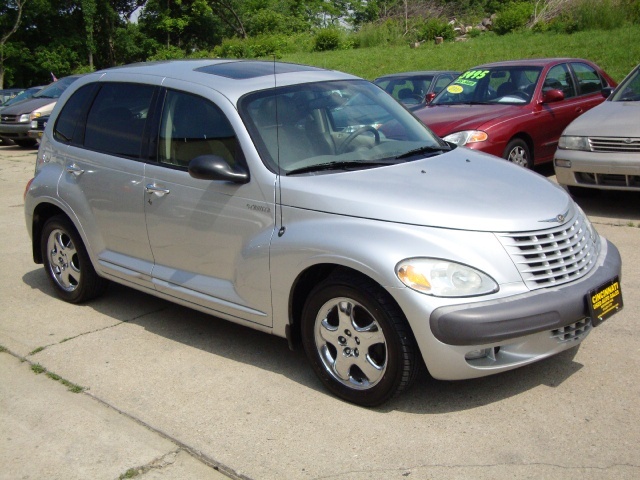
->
[589,136,640,153]
[497,211,600,290]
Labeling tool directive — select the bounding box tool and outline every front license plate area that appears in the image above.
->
[587,276,623,327]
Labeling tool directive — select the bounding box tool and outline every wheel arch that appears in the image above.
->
[31,202,70,264]
[286,264,406,351]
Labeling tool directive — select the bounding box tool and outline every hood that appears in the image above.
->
[0,97,56,116]
[563,100,640,137]
[280,149,573,232]
[415,104,524,137]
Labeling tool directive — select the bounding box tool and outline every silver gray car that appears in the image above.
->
[555,64,640,194]
[24,60,623,406]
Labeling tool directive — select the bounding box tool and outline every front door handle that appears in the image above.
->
[66,164,85,177]
[145,184,170,197]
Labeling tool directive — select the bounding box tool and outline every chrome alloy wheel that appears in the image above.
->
[314,297,387,390]
[47,228,81,292]
[507,144,529,167]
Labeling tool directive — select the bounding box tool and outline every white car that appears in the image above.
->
[555,64,640,194]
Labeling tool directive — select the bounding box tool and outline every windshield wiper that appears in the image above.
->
[286,160,393,175]
[395,144,450,160]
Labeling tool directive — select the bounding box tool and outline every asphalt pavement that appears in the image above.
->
[1,144,639,480]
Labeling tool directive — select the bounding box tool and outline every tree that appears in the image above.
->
[0,0,28,88]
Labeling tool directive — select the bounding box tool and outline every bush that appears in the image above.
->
[416,18,456,42]
[313,28,343,52]
[354,20,405,48]
[493,2,534,35]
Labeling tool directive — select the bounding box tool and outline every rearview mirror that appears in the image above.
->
[425,93,436,104]
[601,87,614,99]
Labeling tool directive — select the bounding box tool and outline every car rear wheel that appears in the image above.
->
[41,216,107,303]
[301,272,418,406]
[504,138,532,168]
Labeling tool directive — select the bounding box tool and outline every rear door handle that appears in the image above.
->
[66,164,85,177]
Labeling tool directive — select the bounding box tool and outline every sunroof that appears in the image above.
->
[195,61,325,80]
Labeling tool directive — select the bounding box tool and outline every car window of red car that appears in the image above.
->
[570,62,605,96]
[434,75,455,93]
[544,64,576,99]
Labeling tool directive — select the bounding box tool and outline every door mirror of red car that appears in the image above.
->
[425,93,437,104]
[542,89,565,104]
[601,87,614,99]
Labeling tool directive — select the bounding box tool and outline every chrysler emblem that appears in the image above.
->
[539,209,570,223]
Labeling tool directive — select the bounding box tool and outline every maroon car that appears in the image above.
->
[412,58,617,168]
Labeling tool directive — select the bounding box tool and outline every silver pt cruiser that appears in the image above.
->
[24,60,623,406]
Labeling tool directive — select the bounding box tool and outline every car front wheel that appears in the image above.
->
[41,216,107,303]
[503,138,532,168]
[301,272,419,406]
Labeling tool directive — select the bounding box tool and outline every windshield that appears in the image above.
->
[610,66,640,102]
[2,87,41,106]
[432,66,541,106]
[240,80,447,174]
[34,76,78,99]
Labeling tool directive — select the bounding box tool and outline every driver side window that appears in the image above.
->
[544,64,576,98]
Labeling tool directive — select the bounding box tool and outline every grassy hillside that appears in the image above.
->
[281,26,640,82]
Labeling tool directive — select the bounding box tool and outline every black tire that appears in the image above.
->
[503,138,532,169]
[301,272,419,407]
[15,139,38,148]
[41,215,107,303]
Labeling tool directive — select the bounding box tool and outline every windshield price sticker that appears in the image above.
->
[588,277,623,326]
[447,85,464,94]
[460,70,490,80]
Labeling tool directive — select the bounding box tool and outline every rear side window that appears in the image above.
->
[158,90,242,169]
[84,83,155,159]
[571,62,605,95]
[53,84,98,144]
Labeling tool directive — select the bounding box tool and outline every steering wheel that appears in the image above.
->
[338,126,381,154]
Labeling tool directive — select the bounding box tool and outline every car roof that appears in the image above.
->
[471,58,592,69]
[374,70,461,80]
[91,59,359,103]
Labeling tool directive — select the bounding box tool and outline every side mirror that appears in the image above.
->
[601,86,614,99]
[425,93,437,104]
[188,155,249,184]
[542,88,565,104]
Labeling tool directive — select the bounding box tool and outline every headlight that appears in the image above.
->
[396,258,498,297]
[558,136,590,151]
[19,114,30,123]
[442,130,488,146]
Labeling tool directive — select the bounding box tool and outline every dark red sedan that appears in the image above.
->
[412,58,617,168]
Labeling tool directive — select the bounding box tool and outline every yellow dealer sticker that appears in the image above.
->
[588,276,623,326]
[447,84,464,94]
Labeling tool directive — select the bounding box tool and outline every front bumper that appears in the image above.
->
[554,149,640,191]
[0,123,30,140]
[408,237,621,381]
[430,239,621,346]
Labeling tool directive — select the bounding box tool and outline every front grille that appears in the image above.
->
[589,136,640,153]
[1,114,19,124]
[551,318,592,343]
[496,211,600,290]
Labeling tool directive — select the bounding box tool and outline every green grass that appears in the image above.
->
[281,26,640,82]
[30,363,85,393]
